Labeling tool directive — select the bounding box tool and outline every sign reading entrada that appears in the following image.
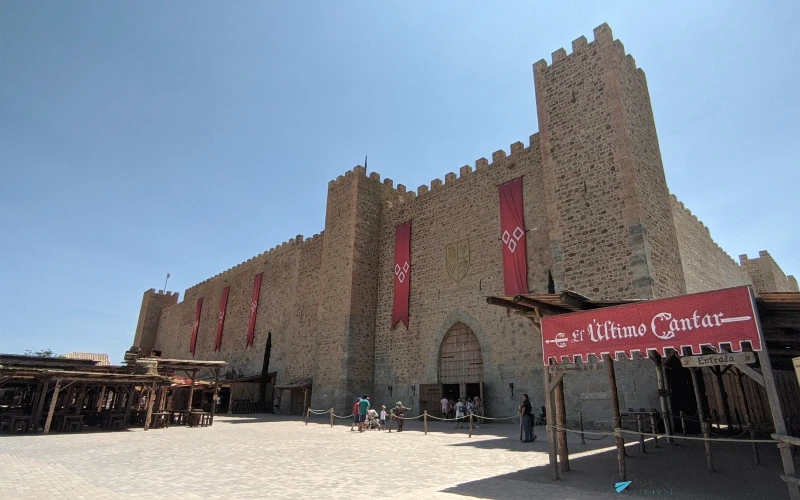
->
[680,352,756,368]
[541,286,762,364]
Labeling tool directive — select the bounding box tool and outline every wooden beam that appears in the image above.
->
[547,372,565,393]
[31,378,50,433]
[512,310,541,318]
[604,355,626,482]
[542,364,559,480]
[758,348,800,500]
[554,378,570,472]
[143,383,156,430]
[210,367,220,425]
[43,378,61,434]
[649,353,674,443]
[514,296,571,315]
[486,296,531,313]
[558,291,598,310]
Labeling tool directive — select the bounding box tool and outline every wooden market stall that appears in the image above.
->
[487,287,800,500]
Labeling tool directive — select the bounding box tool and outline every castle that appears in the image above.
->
[131,24,797,422]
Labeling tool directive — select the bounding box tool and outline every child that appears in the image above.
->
[379,405,387,431]
[455,398,466,429]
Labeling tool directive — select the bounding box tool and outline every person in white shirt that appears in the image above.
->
[455,399,466,429]
[379,405,387,431]
[440,396,449,419]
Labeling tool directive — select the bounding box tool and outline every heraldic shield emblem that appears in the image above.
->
[446,239,470,283]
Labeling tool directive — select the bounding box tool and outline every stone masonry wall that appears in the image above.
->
[133,289,179,354]
[671,195,752,293]
[372,138,550,418]
[152,234,324,386]
[740,251,799,294]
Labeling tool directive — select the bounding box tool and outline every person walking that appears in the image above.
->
[358,395,370,432]
[350,398,361,431]
[393,401,410,432]
[379,405,387,431]
[520,394,535,442]
[440,395,449,419]
[455,398,466,429]
[473,396,483,428]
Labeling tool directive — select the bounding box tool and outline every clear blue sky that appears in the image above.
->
[1,2,798,363]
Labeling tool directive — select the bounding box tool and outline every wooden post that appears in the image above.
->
[756,348,800,500]
[210,368,220,425]
[554,378,570,472]
[123,386,135,428]
[736,370,760,465]
[96,386,106,411]
[579,412,585,445]
[689,366,714,473]
[303,388,309,417]
[638,414,646,453]
[680,411,687,436]
[305,407,310,425]
[714,367,734,433]
[661,361,676,439]
[32,378,49,433]
[468,413,473,438]
[143,384,156,430]
[651,353,674,444]
[543,363,560,480]
[650,413,660,448]
[330,408,334,428]
[43,379,62,434]
[158,385,168,412]
[424,410,428,435]
[518,408,523,442]
[187,369,197,411]
[604,354,626,482]
[74,384,87,415]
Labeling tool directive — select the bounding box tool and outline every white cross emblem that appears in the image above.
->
[394,261,410,283]
[250,300,257,314]
[192,320,199,331]
[219,311,225,323]
[502,226,525,253]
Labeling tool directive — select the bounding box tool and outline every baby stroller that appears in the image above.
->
[365,409,381,431]
[533,406,546,426]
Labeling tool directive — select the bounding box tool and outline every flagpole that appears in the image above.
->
[164,273,170,293]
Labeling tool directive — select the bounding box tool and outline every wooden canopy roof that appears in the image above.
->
[486,290,800,365]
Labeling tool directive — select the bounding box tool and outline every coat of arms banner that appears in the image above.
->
[393,222,412,329]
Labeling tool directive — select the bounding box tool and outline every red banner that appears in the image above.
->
[247,273,263,348]
[215,286,230,352]
[190,297,203,357]
[541,286,762,364]
[392,222,411,329]
[499,177,528,296]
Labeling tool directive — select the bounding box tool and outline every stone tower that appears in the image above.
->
[312,166,386,413]
[535,23,686,300]
[132,289,179,355]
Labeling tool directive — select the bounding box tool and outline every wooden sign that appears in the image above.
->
[549,363,600,374]
[680,352,756,368]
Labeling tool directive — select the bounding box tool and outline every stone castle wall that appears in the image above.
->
[671,195,752,293]
[740,251,799,294]
[132,23,795,423]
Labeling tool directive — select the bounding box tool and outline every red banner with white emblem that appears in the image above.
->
[392,222,411,329]
[190,297,203,356]
[540,286,762,364]
[215,286,230,352]
[499,177,528,296]
[246,273,263,348]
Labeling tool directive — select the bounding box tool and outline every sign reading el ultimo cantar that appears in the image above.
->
[540,286,763,364]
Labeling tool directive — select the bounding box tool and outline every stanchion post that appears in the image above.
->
[579,411,585,445]
[469,414,473,438]
[638,414,646,453]
[650,413,659,448]
[305,408,310,426]
[680,411,687,436]
[424,410,428,435]
[330,408,334,428]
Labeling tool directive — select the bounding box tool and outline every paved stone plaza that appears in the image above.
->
[0,415,791,499]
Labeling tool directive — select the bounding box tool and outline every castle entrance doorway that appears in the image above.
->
[419,322,485,418]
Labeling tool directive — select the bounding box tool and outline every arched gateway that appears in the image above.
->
[419,322,484,417]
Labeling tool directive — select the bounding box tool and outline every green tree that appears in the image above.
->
[24,348,56,357]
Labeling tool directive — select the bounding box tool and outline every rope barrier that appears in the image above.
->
[546,424,777,444]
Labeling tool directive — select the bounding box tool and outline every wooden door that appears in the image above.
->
[419,384,442,418]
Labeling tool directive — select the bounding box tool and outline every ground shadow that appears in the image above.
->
[441,438,794,500]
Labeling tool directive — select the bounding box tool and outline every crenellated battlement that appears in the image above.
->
[533,23,645,79]
[185,230,325,292]
[670,194,741,269]
[146,288,178,298]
